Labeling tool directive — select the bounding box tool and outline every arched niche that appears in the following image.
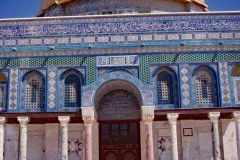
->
[94,80,142,120]
[82,71,154,107]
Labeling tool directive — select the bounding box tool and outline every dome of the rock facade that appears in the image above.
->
[38,0,208,17]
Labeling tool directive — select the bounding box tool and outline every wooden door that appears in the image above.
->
[100,121,140,160]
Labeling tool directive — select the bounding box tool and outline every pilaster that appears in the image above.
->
[0,117,6,160]
[17,116,30,160]
[167,113,179,160]
[233,111,240,160]
[208,112,221,160]
[83,116,94,160]
[141,106,154,160]
[58,116,70,160]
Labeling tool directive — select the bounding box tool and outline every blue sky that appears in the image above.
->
[0,0,239,19]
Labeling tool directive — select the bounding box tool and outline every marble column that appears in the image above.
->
[58,116,70,160]
[17,116,29,160]
[167,113,179,160]
[83,116,94,160]
[208,112,221,160]
[233,111,240,160]
[142,115,154,160]
[0,117,6,160]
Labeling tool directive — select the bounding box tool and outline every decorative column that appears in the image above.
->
[83,116,94,160]
[167,113,179,160]
[17,116,29,160]
[233,111,240,160]
[0,117,6,160]
[142,115,154,160]
[58,116,70,160]
[208,112,221,160]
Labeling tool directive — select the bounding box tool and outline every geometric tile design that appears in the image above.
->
[180,65,191,107]
[0,57,95,84]
[157,136,172,159]
[219,62,231,104]
[8,68,19,110]
[47,68,57,109]
[68,138,83,159]
[232,65,240,76]
[140,53,240,84]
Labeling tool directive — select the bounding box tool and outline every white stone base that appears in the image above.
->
[2,120,239,160]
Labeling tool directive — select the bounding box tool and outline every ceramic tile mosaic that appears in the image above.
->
[47,68,57,109]
[8,68,19,110]
[180,66,191,107]
[219,62,231,104]
[0,13,239,38]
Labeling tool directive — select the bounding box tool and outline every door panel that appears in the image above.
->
[100,121,140,160]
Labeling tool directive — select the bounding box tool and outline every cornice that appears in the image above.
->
[0,45,239,59]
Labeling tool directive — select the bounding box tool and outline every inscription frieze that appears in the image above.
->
[0,13,239,38]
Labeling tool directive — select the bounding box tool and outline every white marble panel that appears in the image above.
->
[235,32,240,39]
[71,37,82,43]
[68,124,84,160]
[168,34,179,40]
[27,124,45,160]
[127,35,138,41]
[4,124,19,160]
[208,33,219,39]
[195,33,207,40]
[181,34,193,40]
[5,40,16,46]
[57,38,69,44]
[92,122,99,160]
[98,36,109,42]
[181,120,196,160]
[195,120,213,160]
[221,119,238,160]
[84,37,96,43]
[141,35,153,41]
[27,135,44,160]
[31,39,42,45]
[18,39,29,45]
[111,35,125,42]
[140,122,147,160]
[44,38,55,44]
[221,33,233,39]
[153,121,171,160]
[45,124,59,160]
[198,132,213,159]
[154,34,166,41]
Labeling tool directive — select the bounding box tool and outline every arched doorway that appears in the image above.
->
[94,80,142,160]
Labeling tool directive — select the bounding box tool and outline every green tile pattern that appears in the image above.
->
[0,57,95,84]
[140,53,240,83]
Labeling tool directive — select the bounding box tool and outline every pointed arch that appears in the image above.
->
[0,72,7,111]
[192,65,218,107]
[60,69,84,109]
[231,64,240,104]
[22,70,45,109]
[153,66,178,108]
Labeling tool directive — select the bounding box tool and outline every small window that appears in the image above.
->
[0,73,7,111]
[195,71,212,104]
[232,65,240,104]
[232,77,240,104]
[26,75,44,109]
[64,74,81,107]
[193,66,218,106]
[157,71,174,105]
